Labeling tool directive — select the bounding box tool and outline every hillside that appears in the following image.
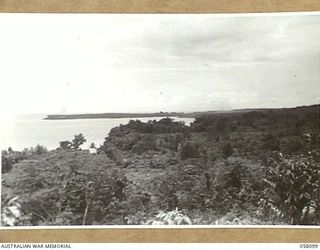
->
[1,105,319,226]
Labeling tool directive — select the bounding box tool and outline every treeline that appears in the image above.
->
[1,133,89,174]
[191,105,319,156]
[1,145,48,173]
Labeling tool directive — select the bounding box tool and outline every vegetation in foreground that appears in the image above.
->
[1,105,319,226]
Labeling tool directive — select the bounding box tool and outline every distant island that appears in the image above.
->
[44,112,185,120]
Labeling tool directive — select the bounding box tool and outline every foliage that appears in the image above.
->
[34,145,48,155]
[262,134,280,151]
[1,150,128,226]
[204,160,262,216]
[260,150,320,225]
[59,141,72,150]
[214,210,262,225]
[222,143,233,159]
[1,145,48,173]
[282,137,303,154]
[146,208,192,225]
[1,196,21,226]
[2,105,319,226]
[1,155,13,173]
[71,134,87,149]
[180,142,201,160]
[101,118,189,155]
[132,134,157,154]
[109,118,189,136]
[59,134,87,150]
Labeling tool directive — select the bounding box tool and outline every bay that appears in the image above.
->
[1,114,194,151]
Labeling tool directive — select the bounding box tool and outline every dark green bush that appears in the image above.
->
[262,134,280,151]
[261,150,320,225]
[1,155,13,173]
[180,142,201,160]
[59,141,72,150]
[282,137,303,154]
[34,145,48,155]
[222,143,233,159]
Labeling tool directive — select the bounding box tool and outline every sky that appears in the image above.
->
[0,13,319,116]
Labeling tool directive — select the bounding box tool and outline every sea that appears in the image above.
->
[0,114,195,151]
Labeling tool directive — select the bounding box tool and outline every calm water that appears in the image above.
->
[0,114,194,151]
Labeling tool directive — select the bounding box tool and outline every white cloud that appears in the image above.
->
[0,13,319,115]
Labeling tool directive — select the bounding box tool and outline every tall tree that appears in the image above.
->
[72,134,86,150]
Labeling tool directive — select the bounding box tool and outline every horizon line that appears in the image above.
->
[5,103,319,117]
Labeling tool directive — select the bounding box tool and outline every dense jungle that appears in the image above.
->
[1,104,319,226]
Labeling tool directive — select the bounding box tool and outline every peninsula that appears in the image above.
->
[44,104,319,120]
[44,112,184,120]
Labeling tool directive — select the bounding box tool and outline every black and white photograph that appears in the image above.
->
[0,13,319,227]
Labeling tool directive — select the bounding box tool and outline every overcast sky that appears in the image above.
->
[0,13,319,115]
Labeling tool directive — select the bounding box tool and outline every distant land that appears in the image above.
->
[44,112,184,120]
[44,104,319,120]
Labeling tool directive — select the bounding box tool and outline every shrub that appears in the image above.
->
[132,134,157,154]
[282,137,303,154]
[1,196,21,226]
[222,143,233,159]
[214,210,261,225]
[262,134,280,151]
[261,151,320,224]
[180,142,201,160]
[145,208,192,225]
[59,141,72,150]
[1,155,13,173]
[34,144,48,155]
[1,145,47,172]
